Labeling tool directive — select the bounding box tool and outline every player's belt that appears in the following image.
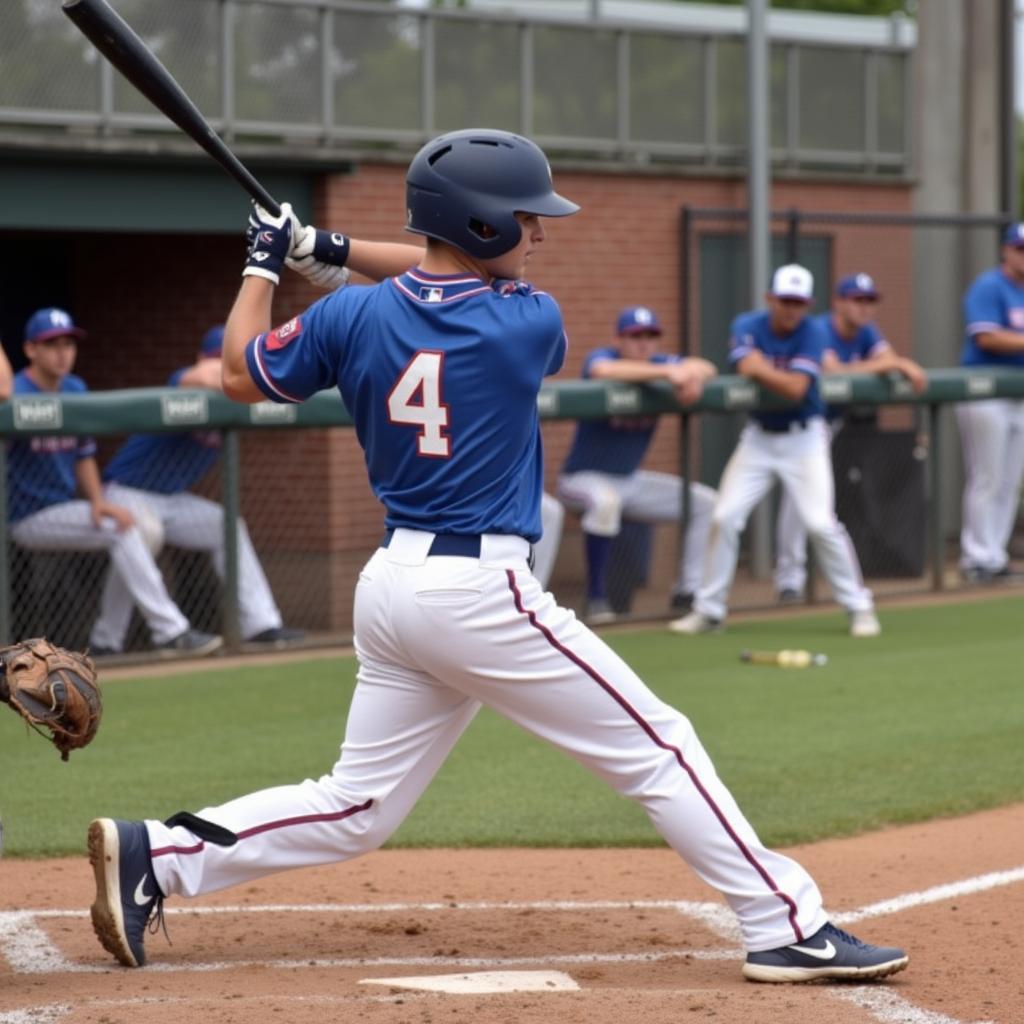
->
[382,530,481,558]
[757,419,809,434]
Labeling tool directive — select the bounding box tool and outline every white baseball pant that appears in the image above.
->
[556,469,716,595]
[91,483,283,650]
[773,420,843,594]
[694,419,874,622]
[531,492,565,590]
[955,398,1024,572]
[144,528,826,952]
[9,501,189,644]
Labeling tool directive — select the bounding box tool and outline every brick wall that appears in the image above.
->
[51,165,911,627]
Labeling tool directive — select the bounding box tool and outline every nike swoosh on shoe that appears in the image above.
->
[788,939,837,961]
[134,874,154,906]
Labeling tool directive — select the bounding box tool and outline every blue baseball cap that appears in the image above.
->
[836,273,880,300]
[24,307,86,344]
[1003,223,1024,246]
[616,306,662,336]
[200,325,224,357]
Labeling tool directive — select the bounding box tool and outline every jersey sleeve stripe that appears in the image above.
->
[789,357,821,376]
[248,336,304,404]
[967,320,1005,335]
[868,339,892,357]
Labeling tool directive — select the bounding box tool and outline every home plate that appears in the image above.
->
[360,970,580,994]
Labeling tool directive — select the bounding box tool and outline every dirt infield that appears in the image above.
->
[2,803,1022,1024]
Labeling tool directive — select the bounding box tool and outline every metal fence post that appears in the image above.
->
[927,402,946,591]
[220,428,242,650]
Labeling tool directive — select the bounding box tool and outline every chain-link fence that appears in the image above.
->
[4,367,1024,659]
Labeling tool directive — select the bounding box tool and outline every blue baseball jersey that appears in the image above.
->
[244,270,567,542]
[7,371,97,523]
[816,313,890,365]
[561,348,680,476]
[816,313,891,421]
[961,267,1024,367]
[729,309,826,429]
[104,368,221,493]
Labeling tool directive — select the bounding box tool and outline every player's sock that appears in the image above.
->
[584,533,613,600]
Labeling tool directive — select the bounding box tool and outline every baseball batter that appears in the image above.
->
[671,265,880,637]
[774,273,927,600]
[556,305,717,623]
[956,223,1024,581]
[86,131,905,982]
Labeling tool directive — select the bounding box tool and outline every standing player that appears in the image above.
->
[671,265,881,637]
[556,305,717,623]
[6,308,222,657]
[774,273,927,601]
[89,326,303,654]
[956,223,1024,582]
[85,131,906,982]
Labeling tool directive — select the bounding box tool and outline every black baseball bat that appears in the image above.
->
[62,0,281,216]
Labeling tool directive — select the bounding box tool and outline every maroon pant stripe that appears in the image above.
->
[152,799,374,859]
[506,570,802,942]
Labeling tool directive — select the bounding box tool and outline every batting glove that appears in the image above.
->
[285,225,351,291]
[243,201,295,285]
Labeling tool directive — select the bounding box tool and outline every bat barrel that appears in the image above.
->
[61,0,280,216]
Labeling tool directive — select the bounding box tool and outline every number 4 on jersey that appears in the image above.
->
[387,351,451,457]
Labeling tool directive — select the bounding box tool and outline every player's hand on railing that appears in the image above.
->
[285,225,352,291]
[668,362,706,406]
[243,201,295,285]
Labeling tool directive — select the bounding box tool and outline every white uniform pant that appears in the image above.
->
[145,528,826,952]
[9,501,188,645]
[531,492,565,590]
[556,470,717,595]
[956,398,1024,571]
[91,483,282,649]
[773,420,843,594]
[695,420,873,621]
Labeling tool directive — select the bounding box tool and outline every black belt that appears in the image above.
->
[382,530,481,558]
[757,420,808,434]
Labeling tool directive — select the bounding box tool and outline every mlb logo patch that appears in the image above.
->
[420,287,444,303]
[267,316,303,351]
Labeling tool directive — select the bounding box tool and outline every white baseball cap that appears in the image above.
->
[770,264,813,302]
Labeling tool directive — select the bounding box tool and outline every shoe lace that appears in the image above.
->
[146,894,172,947]
[822,922,869,949]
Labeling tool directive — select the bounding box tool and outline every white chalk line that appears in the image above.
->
[3,866,1021,1024]
[835,986,996,1024]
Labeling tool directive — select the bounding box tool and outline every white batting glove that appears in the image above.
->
[285,224,352,291]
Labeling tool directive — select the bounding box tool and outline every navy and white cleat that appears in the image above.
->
[88,818,164,967]
[743,922,908,983]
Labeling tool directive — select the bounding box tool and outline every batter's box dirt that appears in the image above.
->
[2,804,1023,1024]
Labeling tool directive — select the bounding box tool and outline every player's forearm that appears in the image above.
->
[590,360,678,384]
[746,366,810,402]
[223,278,274,403]
[74,458,105,504]
[345,240,423,282]
[0,345,13,401]
[973,329,1024,354]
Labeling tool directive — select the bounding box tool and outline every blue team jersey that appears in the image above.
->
[815,313,890,365]
[244,270,568,542]
[961,267,1024,367]
[729,309,826,429]
[561,348,680,476]
[7,371,97,523]
[104,368,221,493]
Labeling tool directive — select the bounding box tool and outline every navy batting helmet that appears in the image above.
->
[405,128,579,259]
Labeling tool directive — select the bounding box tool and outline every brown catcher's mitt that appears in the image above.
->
[0,638,101,761]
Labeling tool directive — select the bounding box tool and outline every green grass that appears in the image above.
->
[2,596,1022,858]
